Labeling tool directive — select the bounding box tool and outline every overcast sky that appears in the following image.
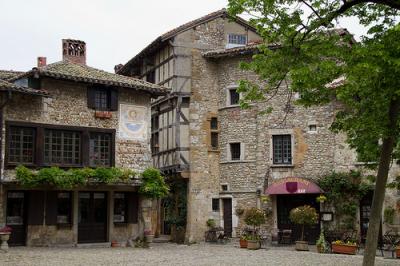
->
[0,0,366,73]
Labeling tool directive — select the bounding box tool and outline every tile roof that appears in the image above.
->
[22,60,168,96]
[202,43,261,58]
[0,70,25,81]
[0,79,50,96]
[118,9,258,74]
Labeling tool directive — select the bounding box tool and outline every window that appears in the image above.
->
[308,124,317,132]
[272,135,292,164]
[229,89,240,106]
[6,122,114,167]
[89,132,111,167]
[87,87,118,111]
[8,127,35,164]
[221,184,228,191]
[44,130,81,165]
[228,34,247,47]
[230,143,241,161]
[57,192,72,224]
[95,90,108,110]
[114,192,127,223]
[212,198,220,212]
[209,117,219,150]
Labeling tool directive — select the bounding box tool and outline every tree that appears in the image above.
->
[227,1,399,265]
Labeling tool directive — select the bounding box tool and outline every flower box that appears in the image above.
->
[331,243,357,255]
[396,247,400,258]
[239,239,247,248]
[95,111,112,119]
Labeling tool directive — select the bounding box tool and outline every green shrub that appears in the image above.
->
[384,206,395,224]
[244,208,266,227]
[139,168,169,199]
[206,219,216,228]
[15,165,36,187]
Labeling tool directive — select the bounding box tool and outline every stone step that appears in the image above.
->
[153,235,171,243]
[76,242,111,248]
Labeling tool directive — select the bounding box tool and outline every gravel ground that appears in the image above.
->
[2,242,399,266]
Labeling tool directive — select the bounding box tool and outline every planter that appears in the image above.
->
[239,239,248,248]
[295,240,309,251]
[145,234,154,243]
[95,111,112,119]
[247,240,260,250]
[111,241,119,248]
[317,244,325,253]
[0,232,11,252]
[331,243,357,255]
[396,247,400,258]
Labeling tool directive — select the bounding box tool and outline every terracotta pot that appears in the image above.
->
[111,241,119,247]
[331,243,357,255]
[247,240,260,250]
[295,241,309,251]
[396,247,400,258]
[239,239,248,248]
[145,234,155,243]
[317,244,324,253]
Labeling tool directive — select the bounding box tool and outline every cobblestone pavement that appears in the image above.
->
[2,242,399,266]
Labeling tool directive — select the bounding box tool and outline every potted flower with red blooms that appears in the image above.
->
[0,225,12,251]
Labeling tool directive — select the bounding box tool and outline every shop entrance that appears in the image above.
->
[6,191,27,246]
[277,194,320,243]
[78,192,107,243]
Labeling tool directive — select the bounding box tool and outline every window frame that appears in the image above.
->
[5,121,115,168]
[113,192,128,224]
[227,34,247,47]
[229,142,242,161]
[272,134,293,165]
[226,85,241,107]
[56,191,73,225]
[212,198,220,212]
[209,117,219,151]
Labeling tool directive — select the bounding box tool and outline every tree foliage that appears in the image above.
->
[139,167,169,199]
[228,1,399,265]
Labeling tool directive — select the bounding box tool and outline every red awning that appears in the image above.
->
[265,177,323,195]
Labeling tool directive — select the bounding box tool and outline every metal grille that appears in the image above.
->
[212,198,219,211]
[94,90,108,110]
[211,132,218,149]
[210,118,218,130]
[230,142,241,160]
[229,89,240,105]
[89,133,111,166]
[44,130,81,165]
[273,135,292,164]
[9,127,35,163]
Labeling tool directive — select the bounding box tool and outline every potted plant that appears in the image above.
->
[0,225,12,251]
[206,218,216,229]
[239,233,248,248]
[316,229,328,253]
[396,245,400,258]
[331,240,358,255]
[144,229,154,244]
[244,208,265,250]
[289,205,318,251]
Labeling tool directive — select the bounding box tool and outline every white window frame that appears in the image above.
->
[226,34,247,48]
[269,129,294,166]
[227,142,245,161]
[226,85,241,107]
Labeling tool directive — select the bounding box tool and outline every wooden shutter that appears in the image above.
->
[27,191,45,225]
[87,87,96,109]
[45,191,58,225]
[110,88,118,111]
[126,192,138,223]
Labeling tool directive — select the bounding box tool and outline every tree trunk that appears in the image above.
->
[363,99,400,266]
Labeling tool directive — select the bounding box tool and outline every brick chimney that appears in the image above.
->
[37,57,47,67]
[114,64,123,73]
[62,39,86,65]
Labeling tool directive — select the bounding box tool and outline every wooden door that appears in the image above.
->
[360,191,382,244]
[223,198,232,237]
[6,191,27,246]
[78,192,107,243]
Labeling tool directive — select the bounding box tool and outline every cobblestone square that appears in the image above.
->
[2,243,399,266]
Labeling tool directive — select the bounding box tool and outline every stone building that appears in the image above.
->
[0,39,167,246]
[119,9,400,243]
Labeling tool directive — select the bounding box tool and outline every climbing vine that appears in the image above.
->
[16,165,137,189]
[318,171,374,230]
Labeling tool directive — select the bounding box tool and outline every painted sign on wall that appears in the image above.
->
[119,104,147,140]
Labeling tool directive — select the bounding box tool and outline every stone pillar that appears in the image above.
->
[140,198,152,235]
[72,191,78,245]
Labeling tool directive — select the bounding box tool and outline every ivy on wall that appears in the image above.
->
[15,165,137,189]
[318,171,374,230]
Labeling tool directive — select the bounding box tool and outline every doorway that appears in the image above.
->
[6,191,27,246]
[78,192,107,243]
[360,191,382,244]
[277,194,320,243]
[223,198,232,237]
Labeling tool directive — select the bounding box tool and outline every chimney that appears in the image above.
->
[37,57,47,67]
[114,64,123,73]
[62,39,86,65]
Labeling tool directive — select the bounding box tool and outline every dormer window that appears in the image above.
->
[227,34,247,48]
[87,87,118,111]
